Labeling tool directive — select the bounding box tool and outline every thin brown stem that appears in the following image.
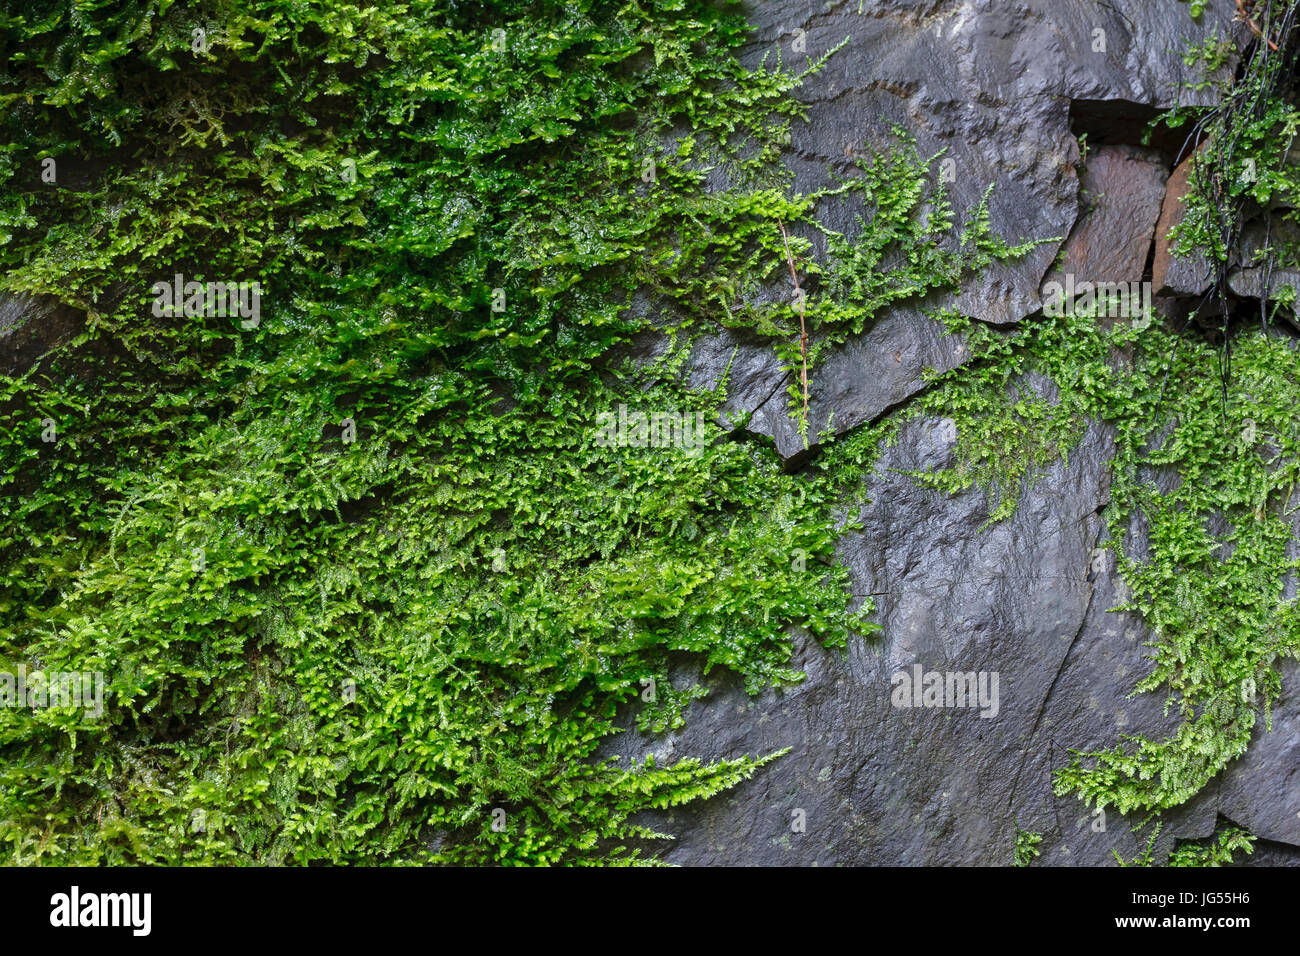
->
[1237,0,1280,51]
[777,219,809,425]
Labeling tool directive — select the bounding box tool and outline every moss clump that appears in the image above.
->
[882,9,1300,842]
[0,0,863,866]
[8,0,1280,869]
[1014,826,1043,866]
[1168,823,1256,866]
[1114,820,1256,866]
[2,0,1035,864]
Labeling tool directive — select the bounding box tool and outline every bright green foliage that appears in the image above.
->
[1166,1,1300,275]
[1057,326,1300,815]
[850,7,1300,849]
[808,144,1042,360]
[1043,4,1300,820]
[1114,821,1256,866]
[849,13,1300,824]
[1114,823,1162,867]
[1014,826,1043,866]
[1168,823,1255,866]
[0,0,892,865]
[3,0,1290,869]
[756,136,1044,439]
[904,308,1104,524]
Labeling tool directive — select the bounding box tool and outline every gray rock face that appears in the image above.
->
[611,402,1300,864]
[717,300,970,464]
[1227,217,1300,309]
[692,0,1244,462]
[603,0,1299,865]
[609,412,1129,865]
[1215,662,1300,846]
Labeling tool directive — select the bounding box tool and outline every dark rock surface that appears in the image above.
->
[694,0,1244,461]
[609,412,1126,865]
[0,292,85,376]
[1227,217,1300,308]
[602,0,1299,865]
[1042,144,1168,294]
[726,300,970,464]
[610,401,1299,864]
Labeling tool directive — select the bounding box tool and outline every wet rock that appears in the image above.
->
[11,0,1287,866]
[1226,217,1300,308]
[1215,663,1300,845]
[1227,266,1300,301]
[690,0,1243,464]
[1014,491,1300,865]
[612,398,1300,863]
[0,292,85,376]
[1042,144,1169,294]
[1231,838,1300,866]
[742,302,970,465]
[1152,148,1215,296]
[610,409,1126,864]
[607,4,1298,866]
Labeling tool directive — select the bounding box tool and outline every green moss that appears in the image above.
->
[0,0,880,865]
[1168,823,1256,866]
[1165,1,1300,269]
[4,0,1288,868]
[870,6,1300,844]
[1113,820,1255,867]
[2,0,1031,864]
[765,135,1045,443]
[1014,826,1043,866]
[889,286,1298,857]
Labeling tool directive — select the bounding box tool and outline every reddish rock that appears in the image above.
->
[1045,144,1169,288]
[1152,147,1214,296]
